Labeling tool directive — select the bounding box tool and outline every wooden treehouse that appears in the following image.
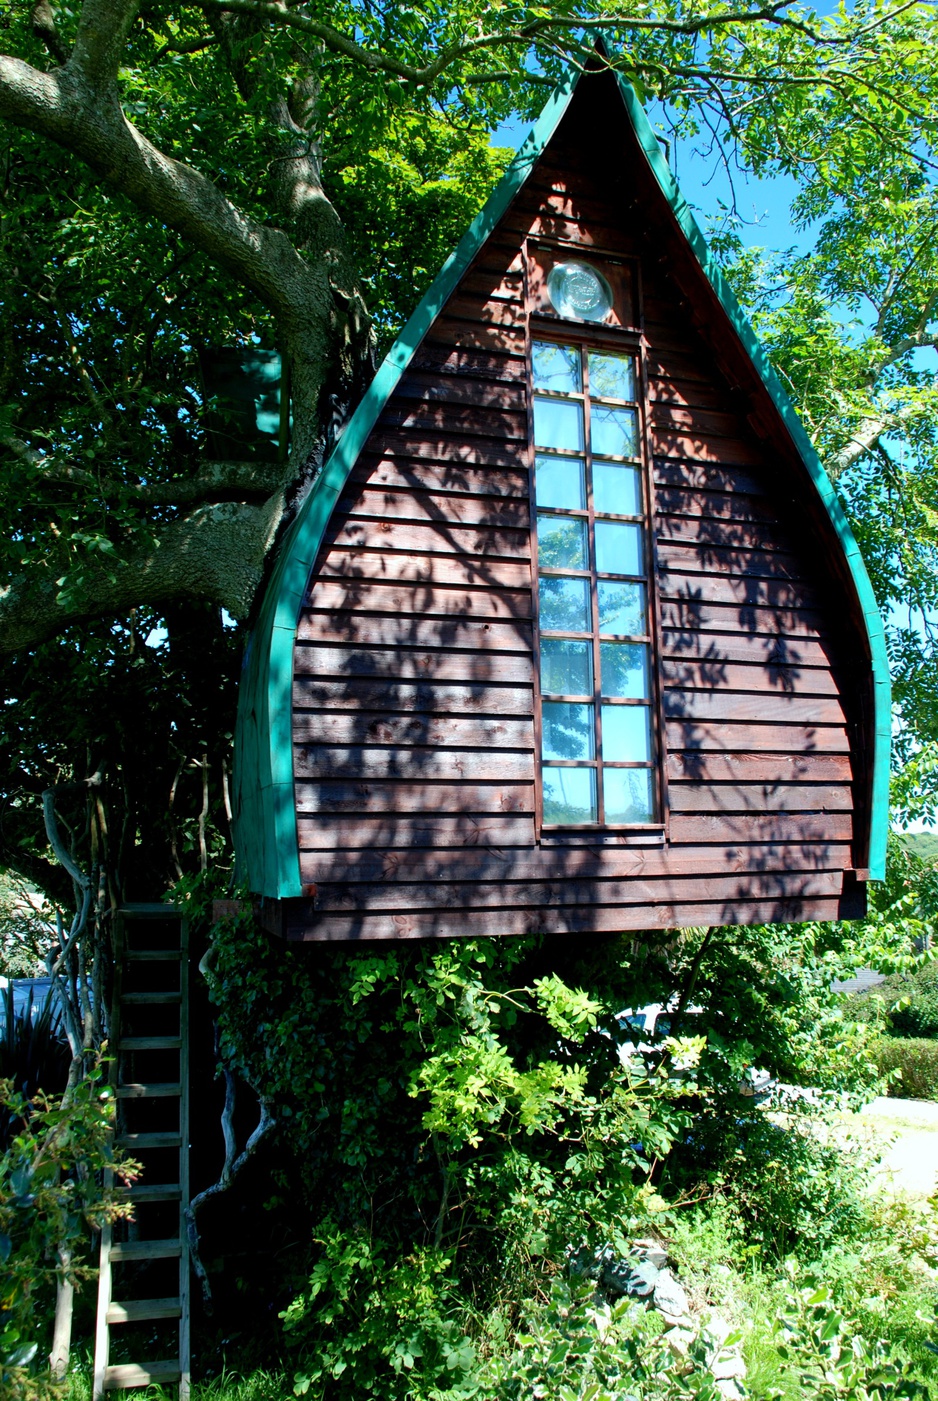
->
[233,64,890,944]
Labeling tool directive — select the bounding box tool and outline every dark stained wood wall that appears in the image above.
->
[286,72,867,942]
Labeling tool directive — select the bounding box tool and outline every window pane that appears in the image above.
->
[534,397,584,452]
[541,638,592,695]
[604,768,655,823]
[598,581,646,635]
[591,405,639,458]
[535,454,586,510]
[543,766,597,824]
[539,576,590,632]
[532,341,581,394]
[588,351,636,401]
[595,521,642,574]
[600,642,649,698]
[537,514,588,570]
[542,702,595,760]
[594,462,641,516]
[601,704,651,761]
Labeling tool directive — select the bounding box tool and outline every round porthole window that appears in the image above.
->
[546,261,613,322]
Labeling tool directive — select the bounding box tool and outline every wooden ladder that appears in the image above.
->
[93,903,191,1399]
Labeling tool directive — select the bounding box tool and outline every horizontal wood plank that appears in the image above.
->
[294,643,532,683]
[315,548,532,590]
[323,517,530,561]
[668,782,854,814]
[663,689,846,725]
[669,811,853,844]
[297,814,536,848]
[654,458,766,496]
[659,598,828,639]
[294,746,535,781]
[296,779,533,815]
[293,679,533,716]
[308,867,846,914]
[426,316,525,354]
[305,580,532,622]
[665,720,850,753]
[658,572,819,612]
[296,614,532,654]
[409,343,525,381]
[293,713,534,748]
[667,751,852,784]
[378,399,527,441]
[368,426,526,467]
[353,457,529,498]
[299,841,853,885]
[660,629,835,668]
[656,486,778,524]
[284,894,848,941]
[656,513,792,553]
[660,658,841,696]
[391,377,524,412]
[658,540,805,583]
[337,487,529,529]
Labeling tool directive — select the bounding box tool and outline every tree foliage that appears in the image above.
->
[0,1,935,889]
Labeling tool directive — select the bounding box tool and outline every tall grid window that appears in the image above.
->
[532,339,658,826]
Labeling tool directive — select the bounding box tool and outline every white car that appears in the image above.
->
[616,1003,776,1101]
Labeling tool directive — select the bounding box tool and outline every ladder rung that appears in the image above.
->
[116,1132,182,1150]
[107,1297,182,1324]
[118,1036,181,1050]
[117,1183,181,1202]
[103,1361,181,1389]
[121,991,182,1005]
[116,1082,181,1099]
[110,1239,182,1262]
[124,949,182,962]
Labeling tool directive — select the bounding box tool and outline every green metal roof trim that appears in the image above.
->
[611,75,890,880]
[234,61,890,898]
[233,73,581,899]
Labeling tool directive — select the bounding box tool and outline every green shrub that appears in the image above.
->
[0,1061,138,1399]
[889,988,938,1038]
[850,961,938,1039]
[873,1038,938,1100]
[482,1276,732,1400]
[774,1273,927,1398]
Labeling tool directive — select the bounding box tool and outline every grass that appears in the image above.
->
[662,1175,938,1399]
[67,1365,295,1400]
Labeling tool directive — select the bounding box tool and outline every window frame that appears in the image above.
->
[526,319,667,838]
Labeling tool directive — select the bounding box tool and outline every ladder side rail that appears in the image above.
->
[92,914,125,1400]
[178,915,191,1400]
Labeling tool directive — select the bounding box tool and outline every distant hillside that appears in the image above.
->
[898,831,938,864]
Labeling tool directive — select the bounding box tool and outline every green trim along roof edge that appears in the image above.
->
[611,75,890,882]
[233,62,890,899]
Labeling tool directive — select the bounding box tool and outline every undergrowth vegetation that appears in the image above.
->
[12,836,938,1397]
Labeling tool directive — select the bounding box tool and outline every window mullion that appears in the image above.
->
[583,346,605,826]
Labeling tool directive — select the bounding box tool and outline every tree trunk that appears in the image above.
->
[49,1243,74,1381]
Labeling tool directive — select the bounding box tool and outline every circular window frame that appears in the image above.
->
[546,261,614,323]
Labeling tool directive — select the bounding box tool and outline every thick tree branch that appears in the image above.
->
[869,317,938,381]
[0,494,284,652]
[3,432,285,504]
[0,49,343,457]
[826,402,920,479]
[189,0,866,87]
[70,0,140,91]
[31,1,71,65]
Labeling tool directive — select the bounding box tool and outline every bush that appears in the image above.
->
[890,988,938,1038]
[850,961,938,1039]
[873,1038,938,1100]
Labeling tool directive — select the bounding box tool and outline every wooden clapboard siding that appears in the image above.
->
[284,68,871,941]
